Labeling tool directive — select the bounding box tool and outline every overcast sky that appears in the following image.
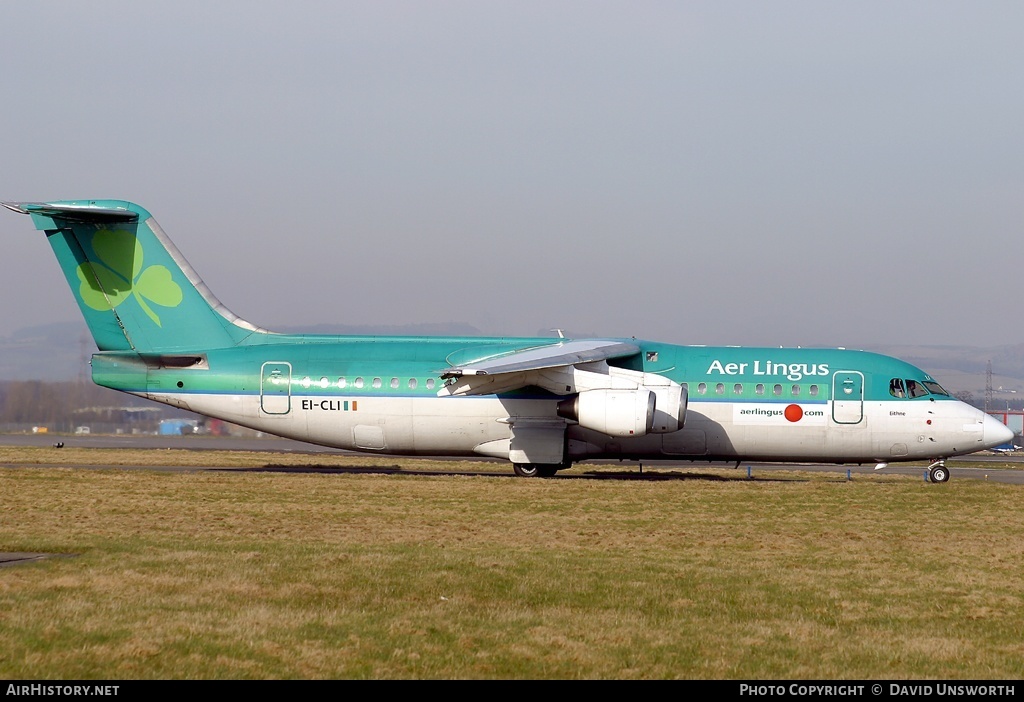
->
[1,2,1021,351]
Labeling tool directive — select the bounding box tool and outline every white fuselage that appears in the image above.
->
[145,391,998,465]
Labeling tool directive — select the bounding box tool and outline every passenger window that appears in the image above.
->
[890,378,906,398]
[408,378,418,389]
[426,378,435,390]
[733,383,743,395]
[697,382,707,395]
[354,377,364,388]
[773,384,782,396]
[906,379,929,398]
[320,377,330,389]
[809,384,819,397]
[338,377,347,389]
[390,378,399,389]
[301,376,311,388]
[755,383,765,396]
[715,383,725,395]
[791,384,800,396]
[372,377,382,389]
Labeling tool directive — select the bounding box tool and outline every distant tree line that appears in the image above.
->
[0,380,194,432]
[953,391,977,407]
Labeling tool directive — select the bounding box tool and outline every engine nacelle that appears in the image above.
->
[557,389,655,437]
[649,383,687,434]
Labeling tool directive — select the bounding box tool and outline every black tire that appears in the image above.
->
[512,463,560,478]
[929,465,950,483]
[513,463,540,477]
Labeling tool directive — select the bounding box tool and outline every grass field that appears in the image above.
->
[1,447,1022,679]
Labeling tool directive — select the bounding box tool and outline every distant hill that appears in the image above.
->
[2,322,1020,406]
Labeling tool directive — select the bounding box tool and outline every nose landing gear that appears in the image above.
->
[926,460,950,483]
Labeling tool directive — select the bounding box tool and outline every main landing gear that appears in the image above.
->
[927,460,950,484]
[512,463,561,478]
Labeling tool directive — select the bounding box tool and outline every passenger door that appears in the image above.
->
[831,370,864,424]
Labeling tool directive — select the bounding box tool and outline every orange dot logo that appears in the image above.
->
[784,404,803,422]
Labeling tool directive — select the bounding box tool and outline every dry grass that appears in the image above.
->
[1,447,1022,679]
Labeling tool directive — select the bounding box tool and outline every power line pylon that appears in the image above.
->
[985,360,993,413]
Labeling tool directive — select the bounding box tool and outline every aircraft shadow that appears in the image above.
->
[223,464,819,483]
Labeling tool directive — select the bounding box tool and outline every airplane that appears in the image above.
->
[3,200,1015,483]
[989,442,1022,454]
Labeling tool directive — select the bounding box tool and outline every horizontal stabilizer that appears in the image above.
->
[2,201,139,223]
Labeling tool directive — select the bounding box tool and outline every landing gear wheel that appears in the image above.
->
[929,464,950,483]
[512,463,559,478]
[513,463,540,477]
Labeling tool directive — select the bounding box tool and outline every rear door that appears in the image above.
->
[260,362,292,415]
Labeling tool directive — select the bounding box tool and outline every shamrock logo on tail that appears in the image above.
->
[76,229,183,326]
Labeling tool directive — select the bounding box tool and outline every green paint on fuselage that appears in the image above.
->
[92,336,947,406]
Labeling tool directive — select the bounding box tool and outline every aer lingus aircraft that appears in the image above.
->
[4,200,1013,482]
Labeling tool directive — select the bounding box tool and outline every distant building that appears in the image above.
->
[158,418,201,435]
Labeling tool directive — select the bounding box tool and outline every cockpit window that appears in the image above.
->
[923,381,949,396]
[905,379,929,398]
[889,378,906,398]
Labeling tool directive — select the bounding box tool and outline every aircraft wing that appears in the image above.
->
[440,339,640,378]
[437,339,641,396]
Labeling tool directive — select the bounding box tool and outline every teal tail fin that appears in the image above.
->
[3,200,268,352]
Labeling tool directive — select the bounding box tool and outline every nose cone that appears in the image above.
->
[982,413,1015,449]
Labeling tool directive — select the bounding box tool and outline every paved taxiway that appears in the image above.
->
[2,433,1023,484]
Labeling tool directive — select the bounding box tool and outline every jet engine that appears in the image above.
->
[649,383,687,434]
[557,388,656,437]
